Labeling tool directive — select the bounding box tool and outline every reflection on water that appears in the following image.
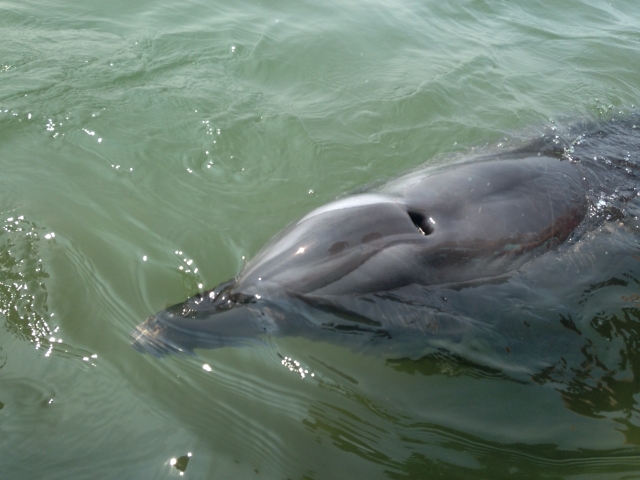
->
[536,305,640,425]
[0,213,52,346]
[0,214,97,364]
[387,350,522,383]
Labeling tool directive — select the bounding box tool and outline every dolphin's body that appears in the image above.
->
[132,153,589,356]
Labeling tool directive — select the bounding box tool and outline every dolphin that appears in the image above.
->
[131,152,589,356]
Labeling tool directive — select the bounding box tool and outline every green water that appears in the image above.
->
[2,0,640,478]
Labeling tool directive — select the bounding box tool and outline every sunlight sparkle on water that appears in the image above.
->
[281,356,314,379]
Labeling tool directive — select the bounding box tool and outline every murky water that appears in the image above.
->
[2,0,640,478]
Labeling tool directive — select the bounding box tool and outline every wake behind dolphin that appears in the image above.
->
[131,116,640,359]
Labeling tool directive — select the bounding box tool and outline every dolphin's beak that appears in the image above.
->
[131,302,268,357]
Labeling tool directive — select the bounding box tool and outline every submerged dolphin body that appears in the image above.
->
[132,151,590,356]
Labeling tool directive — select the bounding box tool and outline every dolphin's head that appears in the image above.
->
[130,197,416,356]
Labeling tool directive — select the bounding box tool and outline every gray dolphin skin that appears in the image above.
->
[132,148,591,356]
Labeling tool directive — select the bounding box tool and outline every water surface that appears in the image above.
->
[2,0,640,478]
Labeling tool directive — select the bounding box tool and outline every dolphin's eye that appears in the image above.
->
[328,241,349,254]
[408,210,434,235]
